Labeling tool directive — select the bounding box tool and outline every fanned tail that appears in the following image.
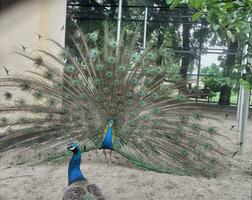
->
[0,24,227,177]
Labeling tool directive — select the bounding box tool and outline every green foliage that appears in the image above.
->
[166,0,252,41]
[201,63,245,93]
[192,11,201,22]
[241,64,252,89]
[165,0,252,89]
[201,64,223,93]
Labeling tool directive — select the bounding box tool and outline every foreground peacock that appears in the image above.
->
[63,143,105,200]
[0,24,226,177]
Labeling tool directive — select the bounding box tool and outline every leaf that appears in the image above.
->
[189,0,201,8]
[235,27,240,33]
[166,0,173,4]
[226,30,235,42]
[242,26,251,35]
[234,1,245,6]
[206,10,215,22]
[223,2,233,10]
[220,81,226,86]
[241,79,252,90]
[170,0,183,9]
[192,12,202,22]
[213,24,219,31]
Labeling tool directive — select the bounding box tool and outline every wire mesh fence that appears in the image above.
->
[66,1,251,106]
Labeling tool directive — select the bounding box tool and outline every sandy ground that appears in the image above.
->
[0,109,252,200]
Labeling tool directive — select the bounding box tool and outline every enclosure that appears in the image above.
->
[66,1,252,106]
[0,0,252,200]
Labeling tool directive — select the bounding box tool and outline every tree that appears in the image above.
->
[180,5,190,80]
[218,40,238,105]
[166,0,252,104]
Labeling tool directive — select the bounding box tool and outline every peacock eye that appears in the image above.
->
[67,143,76,150]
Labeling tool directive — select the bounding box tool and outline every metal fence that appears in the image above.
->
[66,1,250,106]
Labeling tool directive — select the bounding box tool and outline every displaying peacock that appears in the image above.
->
[0,24,226,177]
[63,143,105,200]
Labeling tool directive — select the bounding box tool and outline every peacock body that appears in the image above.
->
[0,24,226,177]
[63,143,105,200]
[101,119,114,150]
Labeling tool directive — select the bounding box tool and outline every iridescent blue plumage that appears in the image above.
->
[101,120,113,149]
[64,143,106,199]
[101,127,113,149]
[67,143,86,185]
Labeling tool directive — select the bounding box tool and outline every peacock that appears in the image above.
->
[63,143,105,200]
[0,24,226,177]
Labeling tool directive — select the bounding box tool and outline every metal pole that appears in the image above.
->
[250,184,252,200]
[143,7,148,49]
[237,44,248,128]
[197,49,201,90]
[240,87,250,154]
[239,45,250,154]
[196,23,203,102]
[238,86,244,130]
[116,0,123,46]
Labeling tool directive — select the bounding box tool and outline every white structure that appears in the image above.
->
[0,0,67,120]
[0,0,67,75]
[237,45,251,154]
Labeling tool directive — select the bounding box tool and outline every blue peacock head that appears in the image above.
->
[66,143,80,154]
[107,117,114,127]
[108,119,113,128]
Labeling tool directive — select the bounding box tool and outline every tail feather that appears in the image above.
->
[0,25,227,177]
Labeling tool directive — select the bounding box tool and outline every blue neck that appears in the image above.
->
[68,150,86,185]
[101,127,113,149]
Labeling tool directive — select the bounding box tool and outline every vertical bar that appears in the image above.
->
[239,45,250,155]
[143,7,148,49]
[250,184,252,200]
[237,44,248,126]
[236,88,240,118]
[240,87,250,154]
[197,50,201,89]
[116,0,123,46]
[196,23,203,102]
[238,86,244,131]
[237,85,242,123]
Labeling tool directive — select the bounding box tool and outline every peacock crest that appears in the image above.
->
[0,24,226,177]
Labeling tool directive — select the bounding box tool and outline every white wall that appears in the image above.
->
[0,0,67,74]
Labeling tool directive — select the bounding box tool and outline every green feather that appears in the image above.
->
[0,25,227,178]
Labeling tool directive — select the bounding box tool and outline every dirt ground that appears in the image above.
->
[0,109,252,200]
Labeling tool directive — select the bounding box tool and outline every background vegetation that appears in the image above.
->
[66,0,252,105]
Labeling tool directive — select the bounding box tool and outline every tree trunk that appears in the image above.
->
[179,6,190,91]
[157,25,163,65]
[218,40,238,105]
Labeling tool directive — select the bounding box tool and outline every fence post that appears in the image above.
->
[238,86,244,131]
[237,87,241,121]
[237,44,248,129]
[116,0,123,49]
[143,7,148,49]
[239,87,250,154]
[239,45,250,154]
